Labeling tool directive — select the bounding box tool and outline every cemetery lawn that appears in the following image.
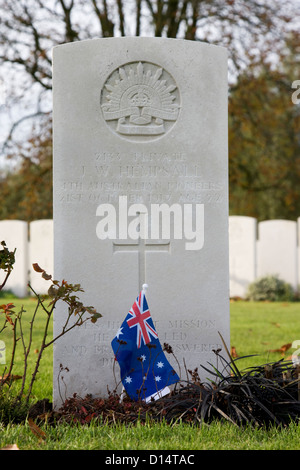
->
[1,297,300,450]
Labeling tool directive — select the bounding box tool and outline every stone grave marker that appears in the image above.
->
[229,216,257,298]
[0,220,28,297]
[52,37,229,407]
[298,217,300,288]
[29,220,54,294]
[257,219,298,289]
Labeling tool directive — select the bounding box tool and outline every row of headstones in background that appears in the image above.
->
[0,219,53,297]
[1,216,299,299]
[229,216,300,297]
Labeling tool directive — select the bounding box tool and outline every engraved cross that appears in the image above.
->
[113,238,170,288]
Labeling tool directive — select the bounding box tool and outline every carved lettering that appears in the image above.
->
[174,343,222,353]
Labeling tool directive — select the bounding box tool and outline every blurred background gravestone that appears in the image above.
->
[0,220,28,298]
[257,220,298,290]
[229,216,257,298]
[29,219,54,294]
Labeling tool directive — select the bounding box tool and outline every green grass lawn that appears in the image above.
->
[230,300,300,370]
[1,297,300,450]
[0,297,53,401]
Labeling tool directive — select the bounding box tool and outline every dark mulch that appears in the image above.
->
[29,358,300,428]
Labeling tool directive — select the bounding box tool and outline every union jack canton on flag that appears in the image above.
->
[111,287,180,402]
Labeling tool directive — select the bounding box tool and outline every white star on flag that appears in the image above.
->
[116,327,123,339]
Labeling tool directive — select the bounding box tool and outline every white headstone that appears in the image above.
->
[229,216,257,298]
[29,220,54,294]
[257,219,298,289]
[298,217,300,289]
[52,37,229,407]
[0,220,28,297]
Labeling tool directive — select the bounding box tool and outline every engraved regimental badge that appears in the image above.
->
[100,62,180,141]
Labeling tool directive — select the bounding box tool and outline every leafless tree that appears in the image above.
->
[0,0,297,158]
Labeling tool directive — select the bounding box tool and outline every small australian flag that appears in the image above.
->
[111,287,180,402]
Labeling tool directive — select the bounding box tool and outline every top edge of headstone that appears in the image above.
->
[229,215,257,222]
[0,219,28,225]
[259,219,296,225]
[30,219,53,224]
[52,36,227,55]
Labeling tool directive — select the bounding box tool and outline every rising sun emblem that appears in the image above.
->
[100,62,180,141]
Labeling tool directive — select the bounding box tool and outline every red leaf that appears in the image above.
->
[28,418,47,441]
[42,271,52,281]
[32,263,44,273]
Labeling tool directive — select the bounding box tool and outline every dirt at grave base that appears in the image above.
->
[28,393,162,425]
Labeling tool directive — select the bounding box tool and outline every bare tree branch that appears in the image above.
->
[0,0,297,162]
[58,0,79,42]
[116,0,125,36]
[135,0,142,36]
[90,0,115,37]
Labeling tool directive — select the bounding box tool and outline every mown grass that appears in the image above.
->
[0,297,53,401]
[1,297,300,450]
[230,300,300,371]
[1,418,300,450]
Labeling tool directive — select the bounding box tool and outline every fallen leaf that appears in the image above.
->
[281,343,292,352]
[28,418,47,441]
[0,444,20,450]
[231,346,239,358]
[0,374,23,384]
[269,343,292,355]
